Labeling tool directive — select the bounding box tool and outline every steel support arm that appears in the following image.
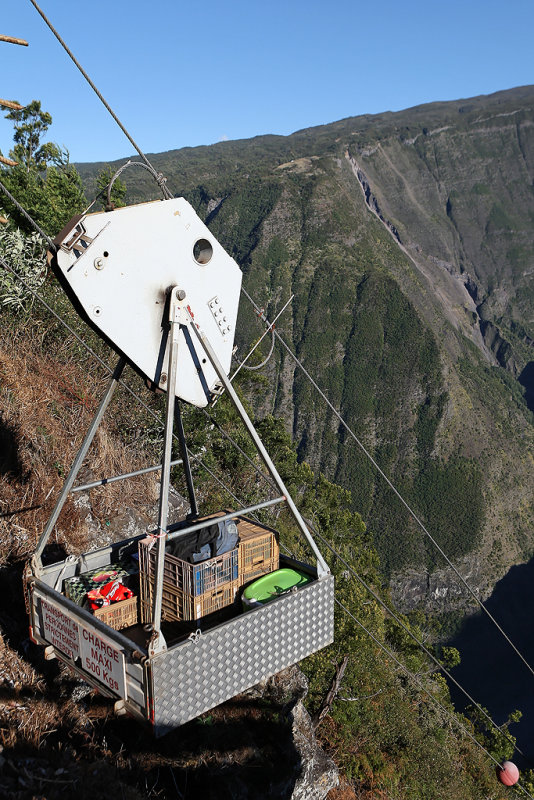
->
[32,357,126,573]
[188,320,330,576]
[150,288,188,654]
[174,401,198,517]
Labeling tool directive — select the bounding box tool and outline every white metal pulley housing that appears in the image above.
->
[50,198,242,407]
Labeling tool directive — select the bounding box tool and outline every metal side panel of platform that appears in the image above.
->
[149,574,334,735]
[29,581,147,721]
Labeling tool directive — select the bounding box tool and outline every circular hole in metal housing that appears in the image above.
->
[193,238,213,265]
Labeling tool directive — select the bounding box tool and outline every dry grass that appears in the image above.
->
[0,320,339,799]
[327,780,358,800]
[0,632,45,695]
[0,635,313,800]
[0,325,159,564]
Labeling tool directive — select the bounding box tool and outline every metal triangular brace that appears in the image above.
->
[187,312,330,577]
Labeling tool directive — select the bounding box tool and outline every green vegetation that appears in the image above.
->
[0,100,86,235]
[16,85,529,591]
[199,176,282,269]
[413,456,484,567]
[0,227,46,310]
[96,165,127,210]
[0,276,517,797]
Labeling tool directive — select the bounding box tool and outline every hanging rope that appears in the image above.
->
[229,294,293,381]
[234,327,276,371]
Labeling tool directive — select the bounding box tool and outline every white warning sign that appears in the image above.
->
[79,627,126,696]
[41,599,80,660]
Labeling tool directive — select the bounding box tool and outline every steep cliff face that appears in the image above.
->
[76,87,534,608]
[199,136,533,594]
[346,95,534,380]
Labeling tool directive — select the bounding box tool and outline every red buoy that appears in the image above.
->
[497,761,519,786]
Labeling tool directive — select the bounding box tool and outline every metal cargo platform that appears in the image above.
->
[28,541,333,734]
[26,200,334,732]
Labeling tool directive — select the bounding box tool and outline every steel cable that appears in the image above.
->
[2,245,529,771]
[335,599,534,800]
[25,4,534,689]
[310,523,532,763]
[106,160,171,207]
[12,2,534,775]
[233,328,276,372]
[28,0,173,199]
[1,175,530,759]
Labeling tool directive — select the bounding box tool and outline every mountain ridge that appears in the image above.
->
[75,84,534,170]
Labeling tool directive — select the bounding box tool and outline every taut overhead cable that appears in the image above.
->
[28,0,172,199]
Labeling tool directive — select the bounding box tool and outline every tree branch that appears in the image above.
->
[312,654,349,728]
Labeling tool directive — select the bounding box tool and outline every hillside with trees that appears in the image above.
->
[76,86,534,606]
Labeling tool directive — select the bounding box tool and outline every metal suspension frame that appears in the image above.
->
[31,285,329,657]
[149,288,185,653]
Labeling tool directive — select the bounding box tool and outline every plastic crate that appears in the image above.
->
[141,579,239,623]
[138,537,239,623]
[237,521,279,584]
[138,538,237,596]
[93,595,138,630]
[179,581,239,620]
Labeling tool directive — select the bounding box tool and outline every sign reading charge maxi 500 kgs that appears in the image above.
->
[79,628,125,695]
[40,597,126,696]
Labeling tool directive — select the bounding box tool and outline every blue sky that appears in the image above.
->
[1,0,533,164]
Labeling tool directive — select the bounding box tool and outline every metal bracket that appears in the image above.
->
[148,628,166,658]
[44,645,57,661]
[150,287,191,650]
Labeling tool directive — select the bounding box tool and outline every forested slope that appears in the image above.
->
[77,86,534,606]
[0,294,521,800]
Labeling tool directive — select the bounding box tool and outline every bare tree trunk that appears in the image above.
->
[312,654,349,729]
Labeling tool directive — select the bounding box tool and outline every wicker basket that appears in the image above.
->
[64,562,135,606]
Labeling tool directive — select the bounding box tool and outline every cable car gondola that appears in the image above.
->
[25,197,334,735]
